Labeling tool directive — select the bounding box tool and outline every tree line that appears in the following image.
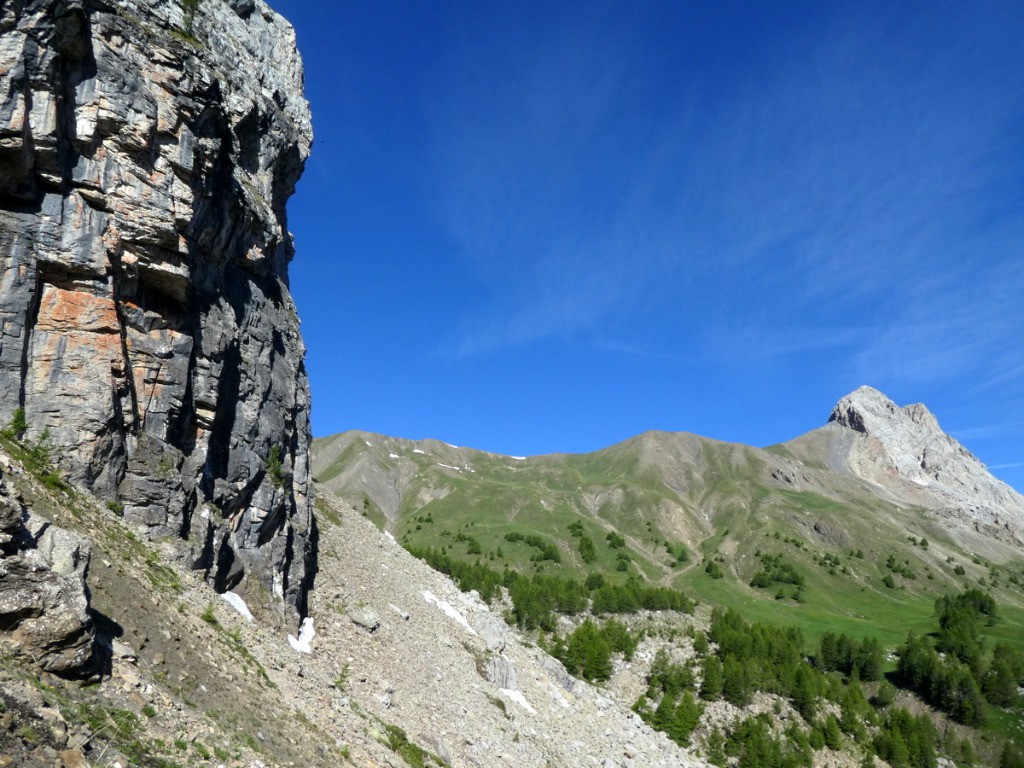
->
[408,547,693,631]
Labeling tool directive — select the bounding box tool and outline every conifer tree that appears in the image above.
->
[700,655,723,700]
[723,656,750,706]
[669,691,703,746]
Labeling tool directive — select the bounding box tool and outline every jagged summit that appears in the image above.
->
[829,385,942,436]
[821,386,1024,535]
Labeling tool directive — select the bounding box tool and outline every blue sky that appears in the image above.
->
[273,0,1024,492]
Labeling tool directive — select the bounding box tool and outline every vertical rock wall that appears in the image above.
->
[0,0,315,617]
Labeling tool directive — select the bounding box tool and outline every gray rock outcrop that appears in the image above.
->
[0,0,315,616]
[0,475,93,674]
[482,653,517,690]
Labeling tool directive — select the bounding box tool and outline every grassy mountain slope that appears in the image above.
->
[312,421,1024,654]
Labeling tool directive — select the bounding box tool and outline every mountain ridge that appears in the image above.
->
[314,387,1024,548]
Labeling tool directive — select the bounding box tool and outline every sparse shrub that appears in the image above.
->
[577,535,596,563]
[382,723,433,767]
[605,531,626,549]
[334,663,351,691]
[872,680,896,708]
[179,0,200,33]
[266,445,286,488]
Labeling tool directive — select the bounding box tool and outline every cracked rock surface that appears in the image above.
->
[0,471,93,675]
[0,0,314,617]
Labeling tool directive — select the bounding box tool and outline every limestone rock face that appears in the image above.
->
[0,0,315,616]
[827,386,1024,534]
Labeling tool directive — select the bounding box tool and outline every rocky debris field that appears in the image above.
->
[0,438,707,767]
[285,490,705,768]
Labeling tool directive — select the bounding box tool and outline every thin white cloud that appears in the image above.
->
[705,326,872,363]
[952,421,1024,442]
[419,2,1024,366]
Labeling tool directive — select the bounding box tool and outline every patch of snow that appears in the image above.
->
[510,456,526,461]
[384,530,396,542]
[437,463,462,471]
[220,591,254,622]
[422,590,477,636]
[389,453,399,459]
[364,440,372,447]
[287,617,315,654]
[445,442,458,448]
[502,688,536,714]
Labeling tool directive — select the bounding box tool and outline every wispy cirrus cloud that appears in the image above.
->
[419,1,1024,373]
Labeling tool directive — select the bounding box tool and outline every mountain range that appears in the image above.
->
[312,386,1024,646]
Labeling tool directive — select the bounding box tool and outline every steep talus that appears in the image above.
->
[300,491,707,768]
[0,0,314,616]
[0,442,712,768]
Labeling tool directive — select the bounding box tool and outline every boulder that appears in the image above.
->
[0,553,92,675]
[483,655,518,690]
[349,607,381,633]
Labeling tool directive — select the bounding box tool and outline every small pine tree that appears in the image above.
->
[652,692,676,732]
[700,655,723,700]
[722,656,750,707]
[668,691,702,746]
[823,714,843,750]
[1,407,28,440]
[707,727,726,767]
[791,664,818,720]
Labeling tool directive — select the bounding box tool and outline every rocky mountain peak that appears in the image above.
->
[828,385,941,437]
[826,386,1024,536]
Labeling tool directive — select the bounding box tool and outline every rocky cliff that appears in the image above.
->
[0,0,315,617]
[825,386,1024,539]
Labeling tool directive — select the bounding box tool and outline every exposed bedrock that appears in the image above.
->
[0,0,316,618]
